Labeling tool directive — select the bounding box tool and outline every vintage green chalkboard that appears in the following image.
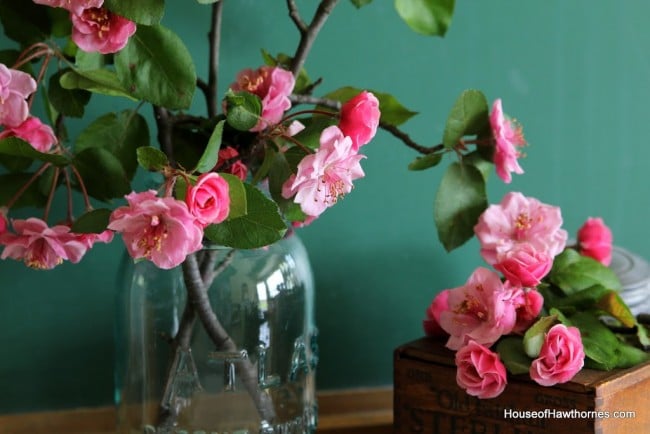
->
[0,0,649,413]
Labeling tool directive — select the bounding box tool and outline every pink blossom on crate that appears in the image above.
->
[512,288,544,334]
[474,192,568,266]
[0,218,87,269]
[230,66,295,132]
[455,340,508,399]
[185,172,230,226]
[338,91,380,151]
[529,324,585,386]
[71,7,136,54]
[423,289,450,337]
[0,64,37,127]
[108,190,203,269]
[281,125,365,217]
[494,242,553,288]
[577,217,613,266]
[32,0,104,15]
[489,99,526,183]
[0,116,57,152]
[439,267,519,350]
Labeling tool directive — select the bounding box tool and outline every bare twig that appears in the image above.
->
[207,1,224,118]
[380,122,444,155]
[289,0,339,77]
[286,0,307,34]
[289,94,340,110]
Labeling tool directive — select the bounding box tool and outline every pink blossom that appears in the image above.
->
[0,218,87,269]
[0,116,57,152]
[71,7,136,54]
[228,161,248,181]
[286,120,306,137]
[0,208,7,235]
[577,217,613,266]
[455,340,507,399]
[530,324,584,386]
[108,190,203,269]
[474,192,568,266]
[338,91,380,151]
[75,229,114,249]
[282,125,365,217]
[489,99,526,183]
[291,215,316,228]
[0,64,37,127]
[230,66,294,132]
[185,172,230,226]
[423,289,450,337]
[439,267,519,350]
[512,288,544,334]
[494,242,553,287]
[32,0,104,15]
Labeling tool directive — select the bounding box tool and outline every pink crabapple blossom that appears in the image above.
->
[0,116,57,152]
[185,172,231,227]
[489,99,526,183]
[282,125,365,218]
[494,242,553,288]
[0,218,88,269]
[577,217,613,266]
[438,267,520,350]
[108,190,203,270]
[511,288,544,334]
[0,64,37,127]
[423,289,450,337]
[338,90,380,151]
[229,66,295,132]
[71,7,136,54]
[529,324,585,386]
[474,191,568,266]
[455,340,508,399]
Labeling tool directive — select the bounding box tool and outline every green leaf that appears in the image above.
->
[544,284,610,314]
[204,184,286,249]
[267,151,293,205]
[196,0,220,3]
[195,120,225,173]
[224,90,262,131]
[221,173,247,219]
[75,111,149,179]
[60,69,137,101]
[49,69,91,118]
[74,51,105,71]
[408,153,443,171]
[0,154,32,172]
[394,0,455,37]
[0,137,69,167]
[442,89,489,149]
[463,150,493,181]
[325,86,417,127]
[136,146,169,172]
[72,148,131,201]
[71,209,112,234]
[115,24,196,109]
[0,50,33,75]
[291,116,337,150]
[351,0,373,7]
[549,249,622,295]
[0,173,48,208]
[104,0,164,25]
[49,6,71,38]
[434,162,487,251]
[0,0,51,45]
[495,337,531,375]
[523,315,558,358]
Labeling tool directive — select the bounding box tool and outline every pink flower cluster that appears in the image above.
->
[0,63,57,152]
[423,192,585,399]
[282,91,380,219]
[108,173,230,270]
[33,0,136,54]
[229,66,295,132]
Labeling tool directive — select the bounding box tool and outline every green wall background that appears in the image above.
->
[1,0,649,413]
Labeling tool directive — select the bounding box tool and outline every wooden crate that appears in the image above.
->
[394,337,650,434]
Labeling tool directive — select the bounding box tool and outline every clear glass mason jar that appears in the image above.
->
[114,233,318,434]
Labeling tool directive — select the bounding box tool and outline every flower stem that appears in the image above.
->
[42,167,60,222]
[4,163,51,210]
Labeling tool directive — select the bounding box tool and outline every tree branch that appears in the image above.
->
[290,0,339,77]
[153,106,177,168]
[380,122,444,155]
[286,0,307,34]
[207,1,224,118]
[289,94,340,110]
